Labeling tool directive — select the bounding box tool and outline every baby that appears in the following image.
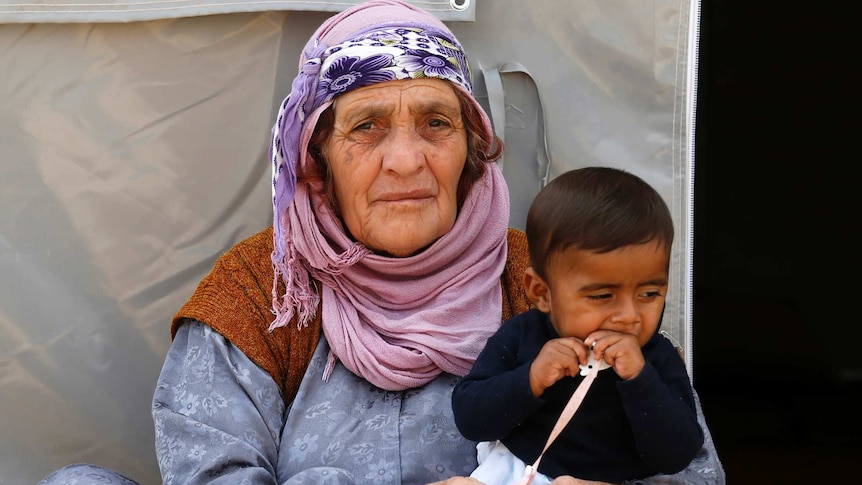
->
[452,167,704,484]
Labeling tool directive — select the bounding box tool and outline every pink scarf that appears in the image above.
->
[278,165,509,391]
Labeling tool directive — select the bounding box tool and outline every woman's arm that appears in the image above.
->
[152,321,285,484]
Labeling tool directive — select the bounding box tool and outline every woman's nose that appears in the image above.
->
[381,126,425,175]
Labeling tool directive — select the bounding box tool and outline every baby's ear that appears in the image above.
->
[523,267,551,313]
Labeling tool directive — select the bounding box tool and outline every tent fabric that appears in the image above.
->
[0,1,699,483]
[0,0,475,23]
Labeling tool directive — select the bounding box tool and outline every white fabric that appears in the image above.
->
[471,441,552,485]
[0,0,475,23]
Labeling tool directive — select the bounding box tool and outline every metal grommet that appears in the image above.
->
[450,0,470,12]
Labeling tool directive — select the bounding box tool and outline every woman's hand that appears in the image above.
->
[552,477,614,485]
[427,478,484,484]
[427,476,613,485]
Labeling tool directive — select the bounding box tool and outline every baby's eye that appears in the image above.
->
[639,290,664,299]
[587,293,613,301]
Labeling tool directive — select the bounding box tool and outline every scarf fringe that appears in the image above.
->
[270,238,370,333]
[318,242,371,277]
[270,248,321,332]
[322,350,339,383]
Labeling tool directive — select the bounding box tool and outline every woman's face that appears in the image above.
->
[323,78,468,257]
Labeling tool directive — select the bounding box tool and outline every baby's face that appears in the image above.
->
[544,242,670,347]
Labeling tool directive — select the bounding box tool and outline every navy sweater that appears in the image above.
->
[452,308,703,483]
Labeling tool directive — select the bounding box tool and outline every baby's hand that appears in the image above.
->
[529,338,589,396]
[584,331,645,380]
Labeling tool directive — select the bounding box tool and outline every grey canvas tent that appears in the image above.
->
[0,1,701,483]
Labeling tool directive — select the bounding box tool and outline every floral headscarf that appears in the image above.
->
[314,27,473,108]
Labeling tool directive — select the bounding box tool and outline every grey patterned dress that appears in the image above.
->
[40,321,726,484]
[276,333,478,484]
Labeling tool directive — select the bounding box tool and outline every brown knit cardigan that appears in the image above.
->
[171,226,534,402]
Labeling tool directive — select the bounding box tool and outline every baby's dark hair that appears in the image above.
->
[526,166,674,280]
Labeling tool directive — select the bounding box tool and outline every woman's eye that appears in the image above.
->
[427,117,451,128]
[354,121,375,131]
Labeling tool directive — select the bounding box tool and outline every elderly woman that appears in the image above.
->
[39,1,724,484]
